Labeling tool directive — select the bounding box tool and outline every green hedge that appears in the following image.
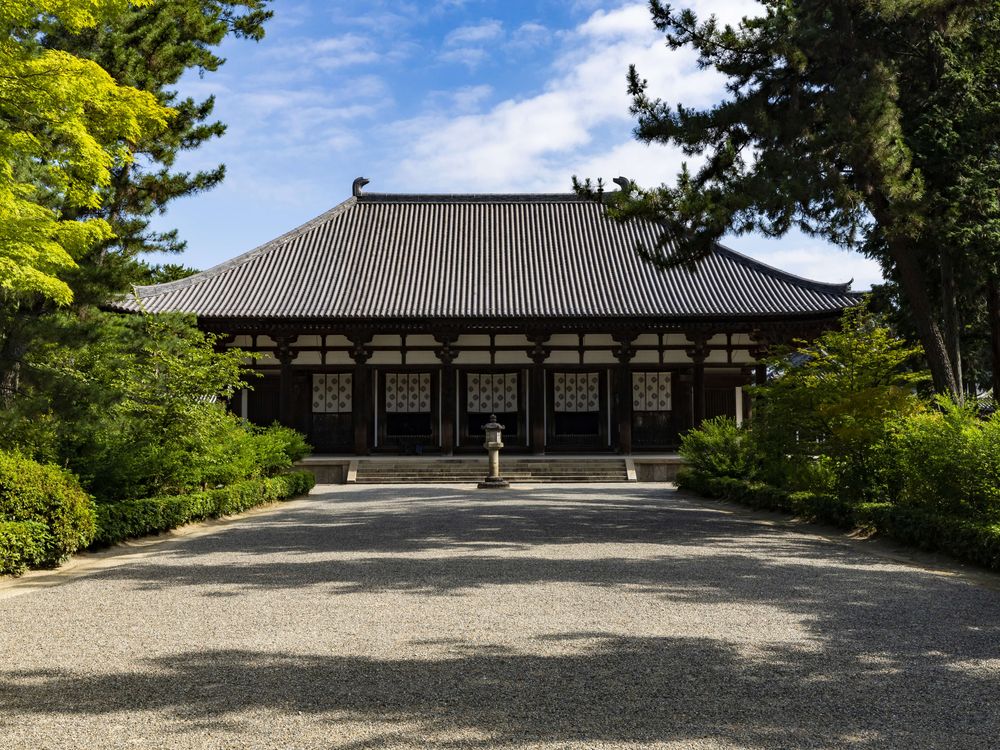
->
[92,471,315,548]
[0,452,96,570]
[678,468,1000,571]
[0,521,50,576]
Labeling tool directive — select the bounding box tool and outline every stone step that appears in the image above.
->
[352,458,631,483]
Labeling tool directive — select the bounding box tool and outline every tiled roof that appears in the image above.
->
[113,192,859,321]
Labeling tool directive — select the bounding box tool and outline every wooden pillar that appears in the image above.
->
[686,332,709,429]
[528,336,550,455]
[755,363,768,387]
[349,334,372,456]
[612,334,637,455]
[274,335,297,428]
[436,337,457,456]
[692,360,706,426]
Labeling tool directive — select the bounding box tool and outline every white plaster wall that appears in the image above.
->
[325,351,354,365]
[663,349,694,364]
[293,351,322,365]
[495,334,529,346]
[546,350,580,364]
[583,350,617,364]
[456,334,490,346]
[368,351,402,365]
[372,335,401,347]
[326,335,351,347]
[494,350,531,365]
[454,351,491,365]
[548,334,578,346]
[294,335,322,347]
[405,351,439,365]
[406,334,438,347]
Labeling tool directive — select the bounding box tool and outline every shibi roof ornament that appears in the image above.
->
[352,176,370,197]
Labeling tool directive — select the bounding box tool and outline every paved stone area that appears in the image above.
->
[1,484,998,749]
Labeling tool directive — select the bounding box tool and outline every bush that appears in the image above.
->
[678,417,757,479]
[0,310,312,502]
[249,424,312,476]
[92,471,315,547]
[0,451,96,568]
[680,468,1000,571]
[892,400,1000,521]
[0,521,49,576]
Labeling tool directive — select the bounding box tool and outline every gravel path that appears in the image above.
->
[1,484,998,749]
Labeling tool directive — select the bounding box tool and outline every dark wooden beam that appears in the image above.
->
[274,335,297,427]
[349,333,373,455]
[612,333,638,455]
[527,336,550,454]
[686,332,710,429]
[435,336,458,456]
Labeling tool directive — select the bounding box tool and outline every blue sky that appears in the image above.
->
[149,0,883,290]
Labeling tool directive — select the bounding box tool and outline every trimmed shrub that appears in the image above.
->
[0,452,96,567]
[0,521,50,576]
[92,471,315,548]
[892,401,1000,521]
[679,417,758,479]
[680,469,1000,571]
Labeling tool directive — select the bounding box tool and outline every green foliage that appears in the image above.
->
[0,521,49,576]
[585,1,1000,396]
[42,0,271,298]
[0,309,310,501]
[92,471,315,547]
[680,469,1000,571]
[752,304,928,501]
[678,416,757,479]
[0,451,96,568]
[0,0,169,308]
[892,399,1000,520]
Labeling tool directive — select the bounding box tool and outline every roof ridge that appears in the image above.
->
[126,196,359,299]
[711,241,854,295]
[357,192,585,204]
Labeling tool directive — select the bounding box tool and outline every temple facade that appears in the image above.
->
[114,181,859,455]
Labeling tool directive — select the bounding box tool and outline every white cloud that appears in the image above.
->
[389,2,719,191]
[445,19,503,46]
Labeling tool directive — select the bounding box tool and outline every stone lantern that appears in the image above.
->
[477,414,510,489]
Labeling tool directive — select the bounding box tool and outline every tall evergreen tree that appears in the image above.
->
[0,0,170,400]
[582,1,1000,397]
[43,0,272,302]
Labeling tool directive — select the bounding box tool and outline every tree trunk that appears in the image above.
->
[940,251,964,400]
[888,239,960,397]
[988,275,1000,401]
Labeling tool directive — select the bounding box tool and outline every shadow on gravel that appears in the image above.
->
[1,635,997,748]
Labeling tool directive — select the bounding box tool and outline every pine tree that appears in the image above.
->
[582,1,1000,397]
[43,0,272,303]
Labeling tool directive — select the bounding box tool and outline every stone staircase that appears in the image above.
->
[351,457,633,484]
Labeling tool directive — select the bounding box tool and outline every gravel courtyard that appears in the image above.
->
[1,484,999,749]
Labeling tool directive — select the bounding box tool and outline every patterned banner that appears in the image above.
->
[467,373,519,413]
[632,372,671,411]
[311,373,353,414]
[553,372,599,413]
[386,372,431,413]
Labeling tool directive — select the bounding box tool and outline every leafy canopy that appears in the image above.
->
[578,1,1000,396]
[0,0,169,307]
